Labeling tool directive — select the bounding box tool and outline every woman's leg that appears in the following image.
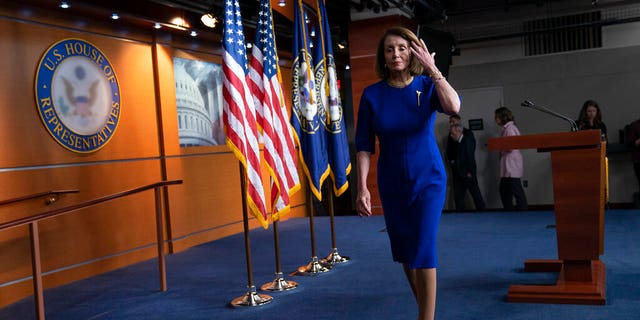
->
[452,177,467,211]
[512,178,528,211]
[415,268,437,320]
[403,264,418,300]
[499,177,513,210]
[468,176,486,211]
[403,265,437,320]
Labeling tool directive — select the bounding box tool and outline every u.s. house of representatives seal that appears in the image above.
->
[35,38,121,153]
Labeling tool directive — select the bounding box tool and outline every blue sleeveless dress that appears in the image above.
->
[355,75,447,269]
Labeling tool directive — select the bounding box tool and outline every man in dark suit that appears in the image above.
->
[446,114,486,211]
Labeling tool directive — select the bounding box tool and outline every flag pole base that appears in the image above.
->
[230,285,272,307]
[261,272,298,291]
[293,256,331,276]
[321,247,350,265]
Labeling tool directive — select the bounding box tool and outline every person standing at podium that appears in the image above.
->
[355,26,460,320]
[577,99,608,142]
[494,107,528,211]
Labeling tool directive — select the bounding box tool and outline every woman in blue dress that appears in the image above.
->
[355,27,460,320]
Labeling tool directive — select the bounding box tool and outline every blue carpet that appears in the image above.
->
[1,210,639,319]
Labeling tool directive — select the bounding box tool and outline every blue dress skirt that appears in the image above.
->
[355,75,447,269]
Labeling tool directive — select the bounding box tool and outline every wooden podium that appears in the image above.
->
[488,130,606,305]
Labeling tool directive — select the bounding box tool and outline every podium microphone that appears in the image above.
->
[520,100,578,132]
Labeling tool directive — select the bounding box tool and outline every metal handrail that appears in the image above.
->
[0,180,180,231]
[0,179,183,320]
[0,190,79,207]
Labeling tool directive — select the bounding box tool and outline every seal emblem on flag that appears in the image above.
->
[292,58,320,133]
[35,38,121,153]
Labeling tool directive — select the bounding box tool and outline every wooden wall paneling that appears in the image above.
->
[0,18,161,168]
[0,9,166,306]
[0,160,163,306]
[0,274,33,307]
[165,147,309,253]
[0,167,105,228]
[154,44,181,156]
[99,39,161,158]
[166,153,247,252]
[272,0,318,22]
[164,150,309,253]
[0,226,31,285]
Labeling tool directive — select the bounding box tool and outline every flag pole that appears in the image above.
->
[231,162,273,307]
[261,219,299,291]
[293,186,331,275]
[321,179,350,265]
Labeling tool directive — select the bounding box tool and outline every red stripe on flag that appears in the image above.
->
[248,0,300,220]
[223,51,268,225]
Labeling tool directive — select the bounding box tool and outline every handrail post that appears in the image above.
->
[154,186,167,292]
[29,222,45,320]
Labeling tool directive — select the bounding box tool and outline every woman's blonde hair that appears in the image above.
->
[374,26,424,79]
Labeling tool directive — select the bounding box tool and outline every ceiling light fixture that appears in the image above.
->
[154,22,162,29]
[170,17,190,29]
[337,38,348,50]
[200,13,218,28]
[190,30,198,37]
[278,0,286,7]
[161,23,187,31]
[59,1,70,9]
[111,12,119,20]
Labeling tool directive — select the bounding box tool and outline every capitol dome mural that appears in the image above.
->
[173,57,224,147]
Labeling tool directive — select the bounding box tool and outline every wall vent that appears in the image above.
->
[524,11,602,56]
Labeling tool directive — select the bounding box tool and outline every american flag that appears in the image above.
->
[249,0,300,220]
[222,0,268,228]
